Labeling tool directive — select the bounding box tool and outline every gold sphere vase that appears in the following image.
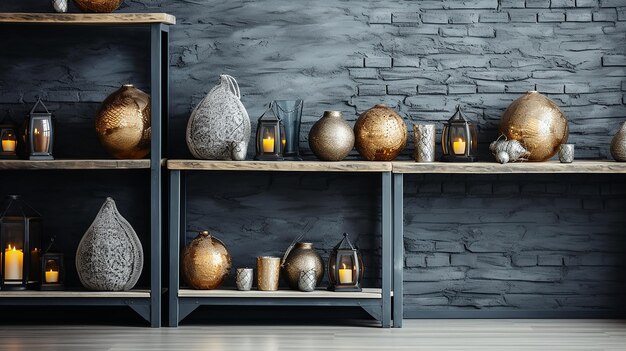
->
[309,111,354,161]
[500,91,568,161]
[182,231,232,290]
[73,0,122,13]
[95,84,151,159]
[354,104,407,161]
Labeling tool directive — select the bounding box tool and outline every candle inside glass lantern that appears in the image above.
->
[5,245,24,280]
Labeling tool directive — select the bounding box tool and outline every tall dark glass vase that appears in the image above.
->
[272,100,303,160]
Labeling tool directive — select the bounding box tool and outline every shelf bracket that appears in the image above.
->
[129,304,151,324]
[360,305,383,323]
[178,303,200,323]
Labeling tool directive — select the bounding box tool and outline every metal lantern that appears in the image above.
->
[40,251,64,291]
[23,99,54,160]
[442,106,478,162]
[0,123,18,159]
[254,106,286,161]
[328,233,363,292]
[0,195,42,290]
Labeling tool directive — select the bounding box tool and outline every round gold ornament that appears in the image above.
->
[181,231,231,290]
[95,84,151,159]
[610,121,626,162]
[354,104,407,161]
[499,91,568,162]
[73,0,122,13]
[308,111,354,161]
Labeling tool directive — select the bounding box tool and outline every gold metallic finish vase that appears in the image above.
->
[181,231,231,290]
[610,121,626,162]
[500,91,568,162]
[308,111,354,161]
[95,84,151,159]
[257,256,280,291]
[354,104,407,161]
[282,242,324,290]
[73,0,122,13]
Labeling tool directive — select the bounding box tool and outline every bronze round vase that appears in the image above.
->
[282,242,324,290]
[308,111,354,161]
[95,84,151,159]
[73,0,122,12]
[610,121,626,162]
[354,104,407,161]
[181,231,231,290]
[500,91,568,161]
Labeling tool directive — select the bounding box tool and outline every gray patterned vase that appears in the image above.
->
[76,198,143,291]
[186,75,251,160]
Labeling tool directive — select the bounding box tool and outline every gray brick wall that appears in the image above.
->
[0,0,625,317]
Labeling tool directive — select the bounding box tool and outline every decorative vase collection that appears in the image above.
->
[179,233,362,292]
[76,198,143,291]
[95,84,151,160]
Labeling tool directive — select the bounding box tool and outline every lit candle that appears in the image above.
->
[4,245,23,280]
[1,139,16,152]
[33,127,50,153]
[45,269,59,283]
[338,263,353,284]
[262,136,275,153]
[452,138,466,155]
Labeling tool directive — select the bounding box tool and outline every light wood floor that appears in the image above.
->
[0,320,625,350]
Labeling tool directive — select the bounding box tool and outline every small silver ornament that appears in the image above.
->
[52,0,68,13]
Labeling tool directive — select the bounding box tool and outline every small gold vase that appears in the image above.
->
[282,242,324,290]
[95,84,151,159]
[73,0,122,13]
[257,256,280,291]
[309,111,354,161]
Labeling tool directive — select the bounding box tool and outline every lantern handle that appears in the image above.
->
[44,235,57,254]
[29,98,51,114]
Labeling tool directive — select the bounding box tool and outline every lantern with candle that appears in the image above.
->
[328,233,363,292]
[254,105,286,161]
[0,195,42,290]
[0,123,18,159]
[40,251,64,291]
[23,99,54,160]
[441,106,478,162]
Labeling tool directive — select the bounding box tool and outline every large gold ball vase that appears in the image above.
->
[73,0,122,13]
[354,104,407,161]
[500,91,568,161]
[309,111,354,161]
[182,231,232,290]
[95,84,151,159]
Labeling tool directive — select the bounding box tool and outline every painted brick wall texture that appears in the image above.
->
[1,0,626,316]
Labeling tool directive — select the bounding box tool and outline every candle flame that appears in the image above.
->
[48,269,55,273]
[456,138,463,142]
[342,263,347,269]
[34,127,40,135]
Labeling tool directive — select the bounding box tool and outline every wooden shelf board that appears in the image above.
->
[0,289,151,298]
[0,159,150,170]
[392,160,626,174]
[0,13,175,25]
[179,287,382,299]
[167,160,392,172]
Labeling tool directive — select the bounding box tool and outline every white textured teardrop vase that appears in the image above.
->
[76,197,143,291]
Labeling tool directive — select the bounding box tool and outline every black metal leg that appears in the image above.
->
[168,170,181,327]
[393,173,404,327]
[381,171,392,328]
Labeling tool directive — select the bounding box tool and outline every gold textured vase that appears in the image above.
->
[354,104,407,161]
[500,91,568,161]
[611,121,626,162]
[95,84,151,159]
[309,111,354,161]
[181,231,231,290]
[282,242,324,290]
[73,0,122,13]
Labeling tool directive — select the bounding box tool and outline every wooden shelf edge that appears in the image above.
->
[0,289,151,298]
[167,160,392,172]
[0,13,176,25]
[178,288,382,299]
[0,159,151,170]
[392,160,626,174]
